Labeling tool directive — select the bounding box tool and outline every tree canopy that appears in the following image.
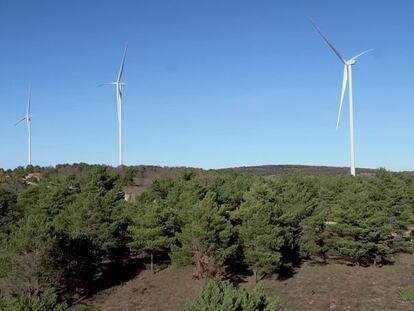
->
[0,164,413,308]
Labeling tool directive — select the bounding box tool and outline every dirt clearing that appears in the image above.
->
[71,254,414,311]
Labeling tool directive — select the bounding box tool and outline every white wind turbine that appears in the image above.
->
[100,46,127,166]
[311,20,372,176]
[15,86,32,166]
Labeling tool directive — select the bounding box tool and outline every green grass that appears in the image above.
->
[397,286,414,303]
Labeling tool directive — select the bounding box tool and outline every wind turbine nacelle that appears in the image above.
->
[348,59,357,65]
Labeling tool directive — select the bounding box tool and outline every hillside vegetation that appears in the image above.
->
[0,164,413,309]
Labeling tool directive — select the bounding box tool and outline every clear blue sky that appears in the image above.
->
[1,0,413,170]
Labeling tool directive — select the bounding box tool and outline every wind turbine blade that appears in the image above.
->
[337,65,348,130]
[27,86,31,117]
[98,82,116,87]
[116,86,123,107]
[310,18,346,64]
[351,49,374,61]
[117,46,127,83]
[15,117,27,126]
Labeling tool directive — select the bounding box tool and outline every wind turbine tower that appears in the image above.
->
[15,86,32,166]
[311,20,372,176]
[101,46,127,166]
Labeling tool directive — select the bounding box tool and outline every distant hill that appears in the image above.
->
[226,165,380,176]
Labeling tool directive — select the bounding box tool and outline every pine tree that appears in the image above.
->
[172,192,237,279]
[128,201,175,273]
[237,181,286,281]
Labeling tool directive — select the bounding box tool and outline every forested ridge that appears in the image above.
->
[0,164,413,310]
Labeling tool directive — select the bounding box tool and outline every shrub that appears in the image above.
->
[0,288,67,311]
[188,280,278,311]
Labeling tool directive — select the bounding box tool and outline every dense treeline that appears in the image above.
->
[0,164,413,308]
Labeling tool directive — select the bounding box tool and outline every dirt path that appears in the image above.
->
[71,254,414,311]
